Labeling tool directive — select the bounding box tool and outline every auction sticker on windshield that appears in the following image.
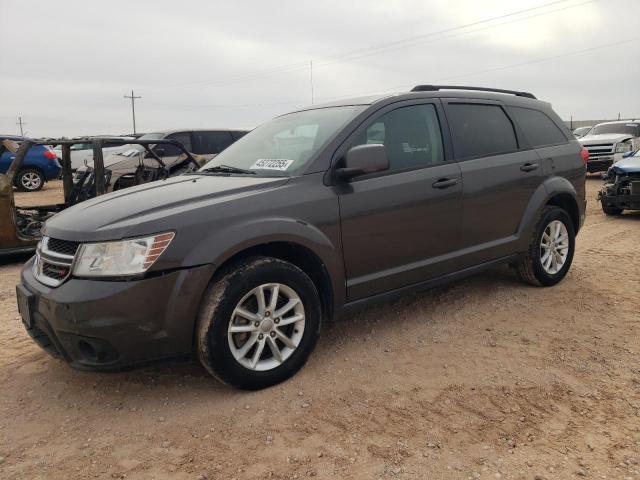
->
[250,158,294,170]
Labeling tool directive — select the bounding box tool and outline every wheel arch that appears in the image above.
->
[518,176,581,246]
[545,192,580,233]
[211,241,335,320]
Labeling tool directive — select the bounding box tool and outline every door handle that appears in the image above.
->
[432,178,458,189]
[520,162,539,172]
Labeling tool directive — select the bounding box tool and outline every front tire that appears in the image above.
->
[517,206,575,287]
[196,257,321,390]
[15,168,44,192]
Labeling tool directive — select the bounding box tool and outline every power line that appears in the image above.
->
[310,60,315,105]
[155,0,591,92]
[124,90,142,134]
[434,37,639,82]
[315,37,639,103]
[313,0,596,69]
[16,116,26,136]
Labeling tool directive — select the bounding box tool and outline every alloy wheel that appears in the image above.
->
[539,220,569,275]
[227,283,305,371]
[21,172,42,191]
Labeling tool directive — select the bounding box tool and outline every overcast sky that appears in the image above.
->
[0,0,638,137]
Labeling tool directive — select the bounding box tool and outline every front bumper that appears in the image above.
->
[17,257,214,371]
[600,193,640,211]
[586,157,613,173]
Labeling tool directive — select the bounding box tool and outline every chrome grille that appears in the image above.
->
[584,143,614,159]
[46,238,80,256]
[33,236,77,287]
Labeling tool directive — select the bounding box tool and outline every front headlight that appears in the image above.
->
[615,141,632,153]
[73,232,175,277]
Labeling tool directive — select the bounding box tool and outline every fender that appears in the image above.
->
[516,175,579,249]
[182,216,346,307]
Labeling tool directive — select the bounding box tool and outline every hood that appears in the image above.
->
[579,133,633,144]
[44,174,289,241]
[79,146,143,169]
[611,155,640,174]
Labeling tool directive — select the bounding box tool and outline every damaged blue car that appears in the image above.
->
[598,150,640,215]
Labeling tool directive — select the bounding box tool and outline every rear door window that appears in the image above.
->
[192,131,234,154]
[509,107,567,147]
[446,103,518,159]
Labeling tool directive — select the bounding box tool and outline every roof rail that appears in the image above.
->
[410,84,536,99]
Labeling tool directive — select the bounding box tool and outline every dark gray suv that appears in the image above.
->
[16,85,587,390]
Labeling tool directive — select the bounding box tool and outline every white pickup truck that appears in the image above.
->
[579,120,639,173]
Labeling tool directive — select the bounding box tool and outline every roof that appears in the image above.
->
[594,119,639,126]
[289,86,546,114]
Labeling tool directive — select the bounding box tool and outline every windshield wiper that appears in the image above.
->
[199,164,256,175]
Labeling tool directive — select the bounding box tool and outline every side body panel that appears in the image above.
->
[338,162,462,300]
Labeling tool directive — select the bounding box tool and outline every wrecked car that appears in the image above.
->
[74,129,248,192]
[0,137,198,256]
[598,150,640,215]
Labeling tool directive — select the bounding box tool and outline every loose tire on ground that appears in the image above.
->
[196,257,321,390]
[517,206,575,287]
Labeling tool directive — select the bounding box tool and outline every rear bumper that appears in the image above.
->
[18,257,214,371]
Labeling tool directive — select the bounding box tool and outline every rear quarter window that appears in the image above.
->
[509,107,567,147]
[446,103,518,159]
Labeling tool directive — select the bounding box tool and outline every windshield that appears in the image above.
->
[200,106,365,176]
[591,123,640,136]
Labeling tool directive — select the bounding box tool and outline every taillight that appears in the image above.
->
[43,148,57,160]
[580,147,589,165]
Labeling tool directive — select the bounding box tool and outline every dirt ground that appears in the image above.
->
[14,180,65,208]
[1,178,638,480]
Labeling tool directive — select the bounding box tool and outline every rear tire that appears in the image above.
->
[517,206,575,287]
[15,168,44,192]
[196,257,321,390]
[602,204,623,216]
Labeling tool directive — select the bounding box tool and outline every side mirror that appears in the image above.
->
[335,144,389,181]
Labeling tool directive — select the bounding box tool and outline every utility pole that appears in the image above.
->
[124,90,142,134]
[310,60,314,105]
[16,116,26,136]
